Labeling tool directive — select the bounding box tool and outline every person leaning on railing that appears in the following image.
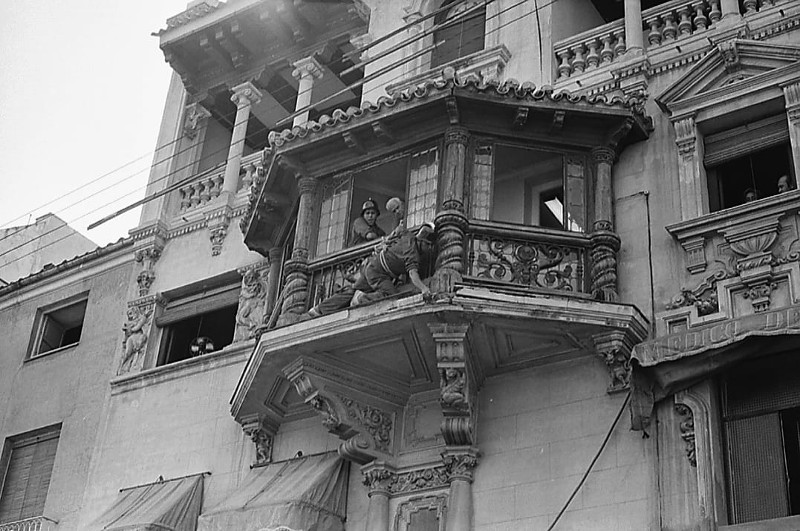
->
[304,221,436,319]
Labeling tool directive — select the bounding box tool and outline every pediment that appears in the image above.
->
[657,39,800,111]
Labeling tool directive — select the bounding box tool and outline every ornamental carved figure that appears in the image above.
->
[243,424,273,466]
[601,348,630,393]
[234,267,267,341]
[118,306,151,375]
[440,367,468,411]
[675,404,697,467]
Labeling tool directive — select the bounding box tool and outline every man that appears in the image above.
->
[744,188,759,203]
[778,174,794,194]
[386,197,405,229]
[307,222,435,317]
[350,198,386,245]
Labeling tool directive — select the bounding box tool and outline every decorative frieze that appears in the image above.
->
[392,465,450,494]
[337,394,394,453]
[362,463,397,495]
[666,269,727,316]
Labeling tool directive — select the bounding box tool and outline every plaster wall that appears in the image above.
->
[0,256,133,530]
[197,118,232,173]
[472,358,656,530]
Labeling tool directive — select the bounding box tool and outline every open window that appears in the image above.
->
[431,0,486,68]
[470,142,585,232]
[314,145,440,257]
[156,282,239,366]
[705,115,795,212]
[29,294,88,358]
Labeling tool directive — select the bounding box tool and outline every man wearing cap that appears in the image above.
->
[307,222,435,317]
[350,198,386,246]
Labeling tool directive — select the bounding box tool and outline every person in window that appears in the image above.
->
[386,197,405,230]
[743,188,759,203]
[778,174,794,194]
[350,198,386,246]
[305,222,436,318]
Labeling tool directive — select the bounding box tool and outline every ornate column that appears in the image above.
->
[433,125,470,293]
[719,0,740,19]
[278,174,319,324]
[624,0,644,54]
[783,82,800,182]
[262,247,283,322]
[362,462,396,531]
[442,448,479,531]
[590,147,621,302]
[673,115,707,221]
[292,57,324,128]
[224,82,262,195]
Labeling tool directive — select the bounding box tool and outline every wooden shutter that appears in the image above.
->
[155,285,240,326]
[704,115,789,167]
[0,430,59,523]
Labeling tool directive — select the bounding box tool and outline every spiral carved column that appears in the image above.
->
[591,147,621,302]
[433,127,470,293]
[278,175,319,324]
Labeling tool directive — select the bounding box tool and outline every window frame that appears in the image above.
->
[312,141,443,258]
[26,292,90,360]
[0,424,61,525]
[430,0,487,69]
[468,137,588,232]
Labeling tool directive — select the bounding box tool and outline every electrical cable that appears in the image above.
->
[1,0,561,269]
[546,392,631,531]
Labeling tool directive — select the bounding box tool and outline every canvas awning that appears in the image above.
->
[92,473,205,531]
[629,304,800,431]
[197,452,349,531]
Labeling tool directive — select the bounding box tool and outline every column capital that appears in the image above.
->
[591,146,616,164]
[444,126,470,146]
[230,81,262,107]
[296,175,319,195]
[361,462,397,496]
[292,56,325,81]
[268,246,283,263]
[673,114,699,157]
[442,447,480,483]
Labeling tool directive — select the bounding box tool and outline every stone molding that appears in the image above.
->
[395,495,448,531]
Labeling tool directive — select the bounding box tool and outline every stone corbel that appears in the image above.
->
[131,222,167,297]
[205,205,232,256]
[593,330,636,393]
[283,357,402,464]
[183,102,212,140]
[429,323,481,446]
[671,114,706,221]
[720,216,781,312]
[241,414,277,466]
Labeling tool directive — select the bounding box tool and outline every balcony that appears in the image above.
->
[553,0,796,86]
[177,152,261,214]
[0,517,58,531]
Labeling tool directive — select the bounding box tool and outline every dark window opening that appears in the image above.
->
[722,350,800,524]
[539,188,565,230]
[34,298,88,356]
[158,305,237,366]
[707,143,793,212]
[431,0,486,68]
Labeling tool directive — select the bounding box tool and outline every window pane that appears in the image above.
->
[431,1,486,67]
[407,147,439,229]
[491,145,564,228]
[316,176,351,256]
[471,142,493,220]
[36,299,88,355]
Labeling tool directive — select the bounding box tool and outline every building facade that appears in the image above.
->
[2,0,800,529]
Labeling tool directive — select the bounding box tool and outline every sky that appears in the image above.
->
[0,1,192,248]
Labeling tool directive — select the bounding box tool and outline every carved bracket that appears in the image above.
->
[428,323,481,446]
[132,224,166,297]
[283,357,403,464]
[593,330,636,393]
[241,414,277,466]
[205,205,232,256]
[674,404,697,467]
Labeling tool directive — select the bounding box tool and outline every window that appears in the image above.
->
[30,294,88,358]
[156,282,239,366]
[705,115,795,212]
[470,142,585,232]
[431,0,486,68]
[0,425,60,524]
[721,351,800,524]
[314,145,440,256]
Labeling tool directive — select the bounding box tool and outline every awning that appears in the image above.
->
[92,473,205,531]
[197,452,349,531]
[629,304,800,431]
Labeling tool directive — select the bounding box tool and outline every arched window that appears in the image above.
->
[430,0,486,68]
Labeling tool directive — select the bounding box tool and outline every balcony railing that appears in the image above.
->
[178,152,261,212]
[466,221,590,294]
[307,244,375,309]
[555,0,723,80]
[0,517,58,531]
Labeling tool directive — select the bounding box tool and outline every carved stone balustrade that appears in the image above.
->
[663,190,800,333]
[0,517,58,531]
[643,0,721,48]
[466,221,590,294]
[178,152,262,213]
[554,20,626,80]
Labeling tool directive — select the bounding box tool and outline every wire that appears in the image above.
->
[546,392,631,531]
[1,0,559,269]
